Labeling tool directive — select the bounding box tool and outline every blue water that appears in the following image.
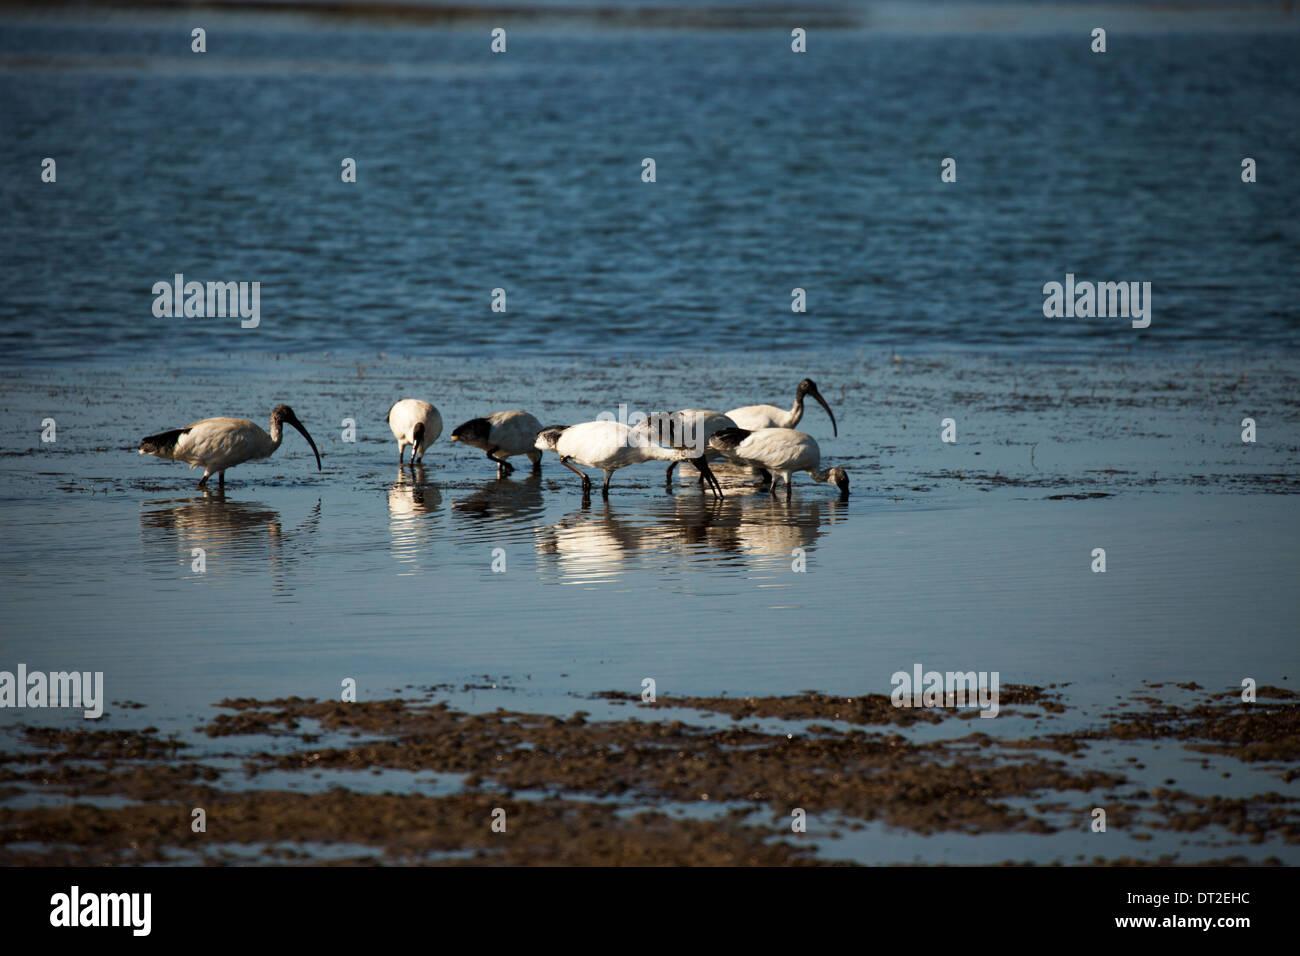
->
[1,9,1298,363]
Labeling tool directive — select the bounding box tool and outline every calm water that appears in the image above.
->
[1,7,1298,863]
[0,350,1295,722]
[1,9,1298,361]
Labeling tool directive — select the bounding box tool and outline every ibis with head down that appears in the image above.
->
[451,410,544,477]
[138,404,321,489]
[645,409,739,484]
[709,427,849,500]
[387,399,442,464]
[536,420,723,500]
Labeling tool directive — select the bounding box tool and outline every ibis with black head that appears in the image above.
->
[138,404,321,489]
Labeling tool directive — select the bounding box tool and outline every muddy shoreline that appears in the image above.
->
[2,684,1294,865]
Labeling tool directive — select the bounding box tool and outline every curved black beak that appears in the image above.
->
[289,417,322,471]
[810,386,838,437]
[690,454,724,499]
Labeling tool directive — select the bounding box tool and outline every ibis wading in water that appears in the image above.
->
[387,399,442,464]
[537,420,723,499]
[451,410,545,476]
[709,427,849,500]
[726,378,838,436]
[138,404,322,489]
[643,409,738,484]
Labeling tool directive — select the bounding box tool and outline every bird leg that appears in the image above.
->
[486,447,514,476]
[665,461,677,485]
[755,467,772,488]
[218,471,225,488]
[197,474,208,490]
[529,451,542,472]
[560,456,591,495]
[602,471,613,498]
[398,443,405,465]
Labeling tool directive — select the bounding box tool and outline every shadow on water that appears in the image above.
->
[452,473,546,529]
[139,492,320,581]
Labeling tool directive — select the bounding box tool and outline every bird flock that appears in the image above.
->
[138,378,849,501]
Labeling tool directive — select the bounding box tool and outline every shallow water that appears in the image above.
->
[3,350,1296,709]
[4,467,1296,711]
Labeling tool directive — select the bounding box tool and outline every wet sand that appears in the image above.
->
[1,683,1294,865]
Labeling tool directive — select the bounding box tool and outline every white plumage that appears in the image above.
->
[138,404,321,489]
[641,409,738,484]
[387,399,442,464]
[726,378,838,435]
[537,420,723,499]
[450,410,545,476]
[709,427,849,499]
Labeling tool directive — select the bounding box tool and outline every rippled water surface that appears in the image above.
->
[1,9,1298,359]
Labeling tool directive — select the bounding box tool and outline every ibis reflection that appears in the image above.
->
[388,465,442,571]
[533,492,848,584]
[139,492,320,579]
[449,474,547,560]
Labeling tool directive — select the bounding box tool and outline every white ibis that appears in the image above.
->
[138,404,321,489]
[642,409,738,484]
[450,410,544,476]
[387,399,442,464]
[709,427,849,500]
[536,420,723,499]
[726,378,838,436]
